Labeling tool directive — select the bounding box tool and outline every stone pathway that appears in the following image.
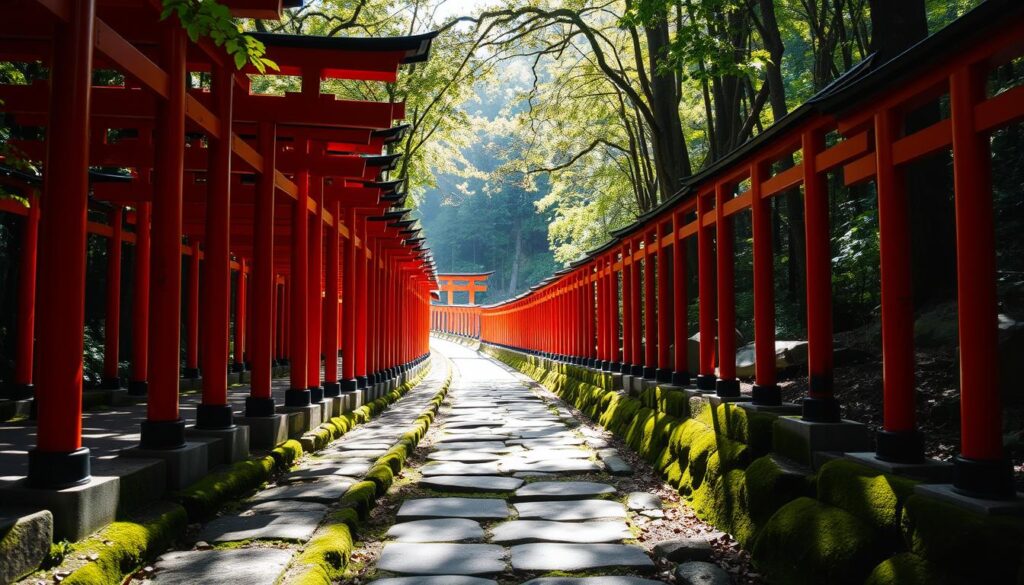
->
[133,353,450,585]
[362,339,665,585]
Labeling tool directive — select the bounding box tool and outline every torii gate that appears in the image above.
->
[430,272,492,338]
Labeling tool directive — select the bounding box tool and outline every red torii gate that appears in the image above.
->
[0,0,437,490]
[429,272,491,339]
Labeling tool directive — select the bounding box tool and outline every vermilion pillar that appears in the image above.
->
[801,130,839,421]
[183,241,201,379]
[28,0,95,488]
[751,161,780,405]
[671,214,690,385]
[198,64,233,427]
[629,241,643,377]
[696,192,717,391]
[596,260,607,368]
[643,232,658,379]
[306,177,324,402]
[11,198,39,399]
[949,65,1012,496]
[287,156,311,405]
[129,202,151,396]
[656,224,672,382]
[142,21,187,450]
[246,122,276,417]
[323,200,341,397]
[609,254,621,369]
[354,217,368,388]
[621,245,634,374]
[714,184,739,397]
[101,205,124,389]
[232,261,247,372]
[874,108,921,460]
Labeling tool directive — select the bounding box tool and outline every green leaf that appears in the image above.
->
[233,50,247,71]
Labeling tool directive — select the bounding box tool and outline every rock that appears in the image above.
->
[600,455,632,476]
[421,461,502,476]
[640,509,664,519]
[432,441,510,451]
[0,508,52,585]
[370,578,497,585]
[246,500,329,514]
[514,481,617,501]
[626,492,662,511]
[499,458,603,474]
[376,543,505,576]
[396,497,509,520]
[514,500,627,521]
[428,450,505,463]
[197,511,324,543]
[386,518,485,542]
[519,578,663,585]
[674,561,732,585]
[248,479,353,503]
[418,475,524,493]
[653,538,713,563]
[151,549,294,584]
[490,520,631,544]
[510,543,655,572]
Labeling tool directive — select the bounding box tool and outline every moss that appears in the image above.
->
[752,497,880,585]
[901,494,1024,584]
[176,455,275,519]
[864,553,947,585]
[816,459,918,542]
[63,504,187,585]
[284,512,356,585]
[709,404,775,454]
[271,440,304,468]
[771,416,810,465]
[365,464,395,495]
[639,386,690,418]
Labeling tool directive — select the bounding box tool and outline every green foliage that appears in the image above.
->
[161,0,278,73]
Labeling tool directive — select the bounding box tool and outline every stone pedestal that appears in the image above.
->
[186,425,250,464]
[123,442,209,489]
[736,401,802,415]
[238,414,289,450]
[844,452,953,483]
[277,404,322,436]
[773,417,870,468]
[0,476,119,541]
[708,394,752,408]
[914,483,1024,516]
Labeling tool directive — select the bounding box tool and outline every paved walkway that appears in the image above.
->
[129,353,449,585]
[362,338,667,585]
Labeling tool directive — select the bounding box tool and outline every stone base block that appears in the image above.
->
[90,456,166,515]
[178,377,201,392]
[122,442,208,490]
[736,401,802,414]
[324,396,341,418]
[238,414,289,450]
[186,426,250,464]
[227,372,242,386]
[844,452,953,483]
[0,398,32,421]
[608,373,623,391]
[277,404,322,436]
[773,417,870,468]
[340,391,358,413]
[0,508,51,584]
[708,394,752,407]
[915,483,1024,516]
[0,475,119,541]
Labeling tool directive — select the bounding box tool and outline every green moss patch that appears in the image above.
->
[864,553,947,585]
[816,459,918,542]
[176,455,276,519]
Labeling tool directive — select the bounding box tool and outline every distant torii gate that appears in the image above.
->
[430,272,491,338]
[435,271,493,305]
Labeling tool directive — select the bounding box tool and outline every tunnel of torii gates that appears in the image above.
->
[431,271,492,338]
[0,0,440,490]
[431,2,1024,500]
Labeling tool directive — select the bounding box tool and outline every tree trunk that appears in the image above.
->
[644,13,691,203]
[507,224,522,297]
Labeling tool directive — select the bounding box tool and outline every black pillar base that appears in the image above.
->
[308,386,324,403]
[341,379,359,392]
[28,447,91,489]
[230,362,246,373]
[278,358,290,366]
[244,396,276,417]
[3,382,34,400]
[751,383,781,406]
[618,362,631,374]
[356,376,368,389]
[99,378,122,391]
[598,360,610,371]
[195,404,234,429]
[642,366,657,379]
[952,455,1016,500]
[285,388,311,407]
[630,364,644,376]
[716,378,741,397]
[128,380,148,396]
[875,429,925,463]
[802,395,842,423]
[181,367,201,379]
[323,382,341,397]
[671,371,691,386]
[608,362,621,373]
[140,419,186,450]
[696,374,717,391]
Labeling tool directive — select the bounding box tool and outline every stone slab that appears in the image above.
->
[845,452,954,483]
[151,548,294,585]
[421,461,502,476]
[197,510,324,542]
[514,500,626,521]
[514,481,616,501]
[433,441,510,451]
[428,450,505,463]
[499,458,603,474]
[626,492,662,511]
[186,425,250,464]
[674,561,732,585]
[249,479,353,503]
[418,475,524,493]
[510,543,654,572]
[520,578,663,585]
[376,543,506,576]
[652,538,713,563]
[386,518,485,542]
[247,500,328,514]
[396,497,509,520]
[600,455,632,476]
[490,520,630,543]
[370,578,497,585]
